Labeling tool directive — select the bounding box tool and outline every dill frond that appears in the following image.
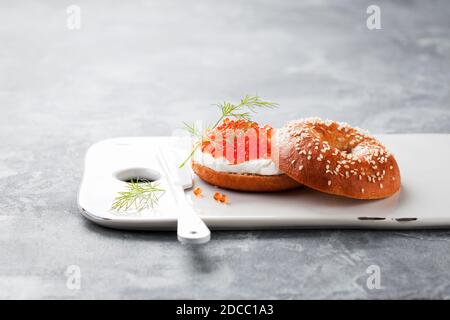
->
[112,179,165,212]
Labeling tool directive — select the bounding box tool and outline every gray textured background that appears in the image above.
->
[1,0,450,299]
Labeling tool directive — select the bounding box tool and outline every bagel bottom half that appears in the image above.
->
[192,161,301,192]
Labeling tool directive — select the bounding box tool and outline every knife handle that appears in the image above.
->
[156,147,210,244]
[176,197,211,244]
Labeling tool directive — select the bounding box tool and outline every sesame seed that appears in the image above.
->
[390,166,393,170]
[328,180,332,186]
[359,175,362,180]
[361,188,365,193]
[307,156,311,160]
[299,165,303,171]
[380,183,383,189]
[392,177,395,181]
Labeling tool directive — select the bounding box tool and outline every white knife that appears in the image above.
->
[157,148,211,244]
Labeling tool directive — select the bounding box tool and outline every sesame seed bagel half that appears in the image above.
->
[272,118,401,199]
[192,161,301,192]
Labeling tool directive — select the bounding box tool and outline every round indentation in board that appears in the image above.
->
[114,167,161,183]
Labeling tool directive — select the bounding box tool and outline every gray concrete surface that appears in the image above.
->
[1,0,450,299]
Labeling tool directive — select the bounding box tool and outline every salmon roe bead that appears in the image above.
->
[193,187,203,197]
[213,192,221,201]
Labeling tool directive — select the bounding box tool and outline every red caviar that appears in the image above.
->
[219,194,228,204]
[193,187,203,197]
[213,192,222,201]
[201,118,274,165]
[213,192,228,204]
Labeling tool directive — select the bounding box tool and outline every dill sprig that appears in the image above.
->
[179,95,278,168]
[112,179,165,212]
[216,95,278,121]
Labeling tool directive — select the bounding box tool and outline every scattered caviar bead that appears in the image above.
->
[219,194,228,204]
[213,192,228,204]
[193,187,203,197]
[213,192,221,201]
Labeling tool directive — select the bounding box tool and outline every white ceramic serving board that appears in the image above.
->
[78,135,450,230]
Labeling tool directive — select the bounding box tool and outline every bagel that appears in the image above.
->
[192,161,301,192]
[191,118,301,192]
[273,118,401,199]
